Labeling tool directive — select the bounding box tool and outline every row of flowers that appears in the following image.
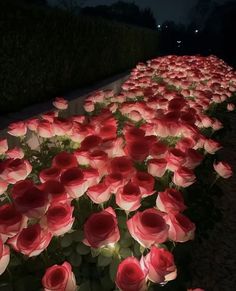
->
[0,55,235,290]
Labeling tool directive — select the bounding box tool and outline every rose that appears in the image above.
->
[0,238,10,275]
[164,212,195,242]
[37,120,54,138]
[124,126,145,143]
[53,97,68,110]
[126,138,150,161]
[115,257,147,291]
[27,117,39,131]
[39,167,61,183]
[6,147,24,159]
[41,180,68,203]
[204,139,222,154]
[42,261,76,291]
[80,135,102,151]
[40,202,74,236]
[131,171,155,197]
[116,182,142,212]
[184,149,203,169]
[60,167,88,199]
[41,111,57,123]
[8,224,52,257]
[87,182,112,204]
[140,246,177,283]
[104,173,124,193]
[166,148,186,172]
[109,156,136,180]
[8,121,27,137]
[89,150,108,175]
[83,167,100,189]
[0,203,27,242]
[0,158,32,184]
[156,188,186,214]
[12,181,49,218]
[127,208,168,248]
[227,103,235,111]
[99,124,117,141]
[52,152,78,170]
[213,161,233,179]
[173,166,196,188]
[52,118,73,136]
[0,180,8,196]
[0,139,8,155]
[149,141,167,159]
[84,207,120,248]
[74,149,90,165]
[147,158,167,178]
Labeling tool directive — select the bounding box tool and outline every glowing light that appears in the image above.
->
[195,29,199,33]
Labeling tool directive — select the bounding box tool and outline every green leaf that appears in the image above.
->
[100,247,114,257]
[61,234,73,248]
[63,247,73,256]
[76,242,90,255]
[119,247,132,258]
[71,230,84,242]
[109,257,121,281]
[91,248,100,257]
[97,254,112,267]
[68,252,82,267]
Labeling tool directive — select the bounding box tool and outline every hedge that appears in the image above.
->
[0,2,159,113]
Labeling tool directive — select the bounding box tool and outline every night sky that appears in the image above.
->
[49,0,232,24]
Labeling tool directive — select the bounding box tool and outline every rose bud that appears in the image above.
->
[0,238,10,275]
[8,223,52,257]
[109,156,136,180]
[6,147,24,159]
[115,257,147,291]
[0,139,8,155]
[40,202,74,236]
[127,208,169,248]
[132,171,155,197]
[126,138,150,162]
[8,121,27,137]
[213,161,233,179]
[0,180,8,196]
[173,166,196,188]
[156,188,186,214]
[41,111,57,123]
[39,167,61,183]
[53,97,68,110]
[147,158,167,178]
[60,167,87,199]
[84,207,120,248]
[0,158,32,184]
[87,182,112,204]
[227,103,235,111]
[42,261,76,291]
[0,203,27,242]
[140,246,177,283]
[84,100,95,112]
[116,182,142,212]
[166,148,186,172]
[104,173,125,193]
[27,117,39,131]
[80,135,102,151]
[204,139,222,154]
[164,212,195,242]
[37,120,54,138]
[52,152,78,171]
[12,182,49,218]
[41,180,68,203]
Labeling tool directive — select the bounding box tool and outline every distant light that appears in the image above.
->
[157,24,161,28]
[177,40,182,43]
[165,25,168,28]
[195,29,199,33]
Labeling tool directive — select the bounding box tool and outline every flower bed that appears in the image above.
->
[0,55,235,291]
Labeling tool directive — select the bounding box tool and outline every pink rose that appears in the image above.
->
[39,167,61,183]
[213,161,233,179]
[104,173,125,193]
[27,117,39,131]
[89,150,108,175]
[52,152,78,170]
[173,166,196,188]
[6,147,24,159]
[37,120,54,138]
[87,182,112,204]
[227,103,235,111]
[42,262,76,291]
[166,148,186,172]
[74,149,90,165]
[109,156,136,180]
[53,97,68,110]
[204,139,222,154]
[84,207,120,248]
[0,180,8,196]
[0,238,10,275]
[8,121,27,137]
[116,182,142,212]
[127,208,169,248]
[80,135,102,151]
[0,139,8,155]
[147,158,167,178]
[52,118,73,136]
[149,141,167,159]
[116,257,147,291]
[41,202,74,236]
[164,212,195,242]
[126,138,150,162]
[131,171,155,197]
[41,180,68,203]
[140,246,177,283]
[156,188,186,214]
[8,224,52,257]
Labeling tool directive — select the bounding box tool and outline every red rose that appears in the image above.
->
[156,188,186,214]
[40,202,74,236]
[80,135,102,151]
[39,167,61,183]
[6,147,24,159]
[184,149,203,169]
[52,118,73,136]
[109,156,136,180]
[115,257,147,291]
[52,152,78,170]
[124,126,145,143]
[141,246,177,283]
[213,161,233,179]
[89,150,108,176]
[27,117,39,131]
[12,181,49,218]
[41,180,68,203]
[60,167,87,199]
[8,121,27,137]
[0,238,10,275]
[131,171,155,197]
[74,149,90,165]
[166,148,186,172]
[87,182,112,204]
[84,207,120,248]
[37,120,54,138]
[126,138,150,161]
[127,208,168,248]
[8,224,52,257]
[149,141,167,159]
[104,173,125,193]
[0,203,27,242]
[173,166,196,188]
[115,182,142,212]
[204,139,222,154]
[42,261,76,291]
[164,212,195,242]
[147,158,167,178]
[53,97,68,110]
